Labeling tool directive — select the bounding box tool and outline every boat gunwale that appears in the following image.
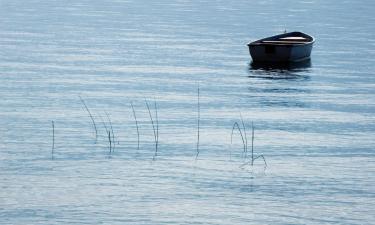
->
[247,31,315,47]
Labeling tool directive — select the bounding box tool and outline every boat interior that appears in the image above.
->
[251,32,314,45]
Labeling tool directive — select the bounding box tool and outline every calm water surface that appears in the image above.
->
[1,0,375,224]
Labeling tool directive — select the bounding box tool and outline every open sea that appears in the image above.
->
[1,0,375,224]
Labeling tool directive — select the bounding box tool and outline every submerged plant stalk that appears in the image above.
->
[130,102,140,150]
[196,84,200,159]
[145,99,158,160]
[108,131,112,153]
[239,122,267,169]
[154,99,159,154]
[231,122,246,154]
[240,113,248,157]
[79,96,98,143]
[52,120,55,159]
[99,114,112,154]
[105,111,115,152]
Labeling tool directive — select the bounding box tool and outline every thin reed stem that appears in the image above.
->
[79,96,98,143]
[154,99,159,154]
[253,155,267,168]
[231,122,246,154]
[238,122,267,169]
[99,114,109,134]
[196,84,200,159]
[99,114,111,153]
[52,120,55,159]
[145,99,158,160]
[130,102,140,150]
[240,113,248,157]
[105,111,115,152]
[240,155,267,169]
[108,131,112,153]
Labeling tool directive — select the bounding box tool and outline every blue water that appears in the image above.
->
[1,0,375,224]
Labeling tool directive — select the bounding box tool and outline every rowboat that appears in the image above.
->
[247,31,315,62]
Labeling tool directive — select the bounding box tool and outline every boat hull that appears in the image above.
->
[248,32,314,63]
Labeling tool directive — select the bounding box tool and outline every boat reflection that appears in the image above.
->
[247,59,311,108]
[248,59,311,80]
